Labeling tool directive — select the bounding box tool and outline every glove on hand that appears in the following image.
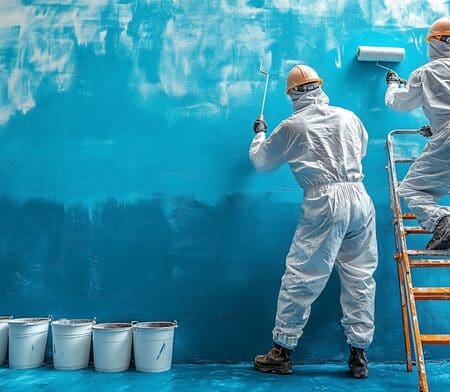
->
[386,71,400,85]
[419,125,432,138]
[253,118,267,134]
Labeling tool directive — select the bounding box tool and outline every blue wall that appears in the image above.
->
[0,1,449,363]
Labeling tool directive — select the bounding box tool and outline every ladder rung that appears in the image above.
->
[404,226,430,234]
[395,157,416,163]
[402,213,416,220]
[413,287,450,300]
[420,334,450,344]
[409,259,450,268]
[407,249,450,257]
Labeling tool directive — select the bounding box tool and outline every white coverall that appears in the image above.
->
[385,39,450,232]
[249,88,378,350]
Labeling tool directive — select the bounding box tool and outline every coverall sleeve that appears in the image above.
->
[356,117,369,159]
[249,122,288,172]
[385,69,423,112]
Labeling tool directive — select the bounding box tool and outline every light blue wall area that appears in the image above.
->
[0,1,449,362]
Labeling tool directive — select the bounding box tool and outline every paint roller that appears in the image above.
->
[356,45,407,83]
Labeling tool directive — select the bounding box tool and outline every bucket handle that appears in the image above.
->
[92,317,97,325]
[174,320,178,328]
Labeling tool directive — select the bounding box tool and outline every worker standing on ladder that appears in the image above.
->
[385,16,450,250]
[250,65,378,379]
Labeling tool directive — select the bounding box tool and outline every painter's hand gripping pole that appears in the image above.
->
[258,64,269,121]
[386,129,450,392]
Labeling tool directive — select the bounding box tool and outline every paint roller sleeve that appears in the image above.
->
[356,46,405,62]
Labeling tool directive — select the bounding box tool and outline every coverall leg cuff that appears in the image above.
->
[272,331,299,350]
[347,338,372,350]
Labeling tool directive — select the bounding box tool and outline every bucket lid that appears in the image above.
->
[52,318,95,327]
[133,321,177,329]
[8,317,50,326]
[92,322,132,330]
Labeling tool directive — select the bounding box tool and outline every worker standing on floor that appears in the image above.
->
[385,16,450,250]
[249,65,378,378]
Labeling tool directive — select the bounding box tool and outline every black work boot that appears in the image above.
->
[254,343,292,375]
[348,346,369,378]
[426,216,450,250]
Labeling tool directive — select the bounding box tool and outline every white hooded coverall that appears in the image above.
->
[249,88,378,350]
[385,39,450,232]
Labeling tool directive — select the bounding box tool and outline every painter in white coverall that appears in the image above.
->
[249,88,378,352]
[385,39,450,238]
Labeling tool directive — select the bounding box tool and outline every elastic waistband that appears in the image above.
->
[305,181,363,197]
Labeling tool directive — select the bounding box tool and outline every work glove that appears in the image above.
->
[386,71,401,85]
[253,118,267,134]
[419,125,432,138]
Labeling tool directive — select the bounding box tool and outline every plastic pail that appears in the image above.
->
[8,318,51,369]
[52,319,95,370]
[0,316,12,365]
[133,321,177,373]
[92,323,132,372]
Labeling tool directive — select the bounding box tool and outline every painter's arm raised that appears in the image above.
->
[249,123,287,172]
[385,69,423,111]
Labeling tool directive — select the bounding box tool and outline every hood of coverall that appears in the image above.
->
[290,87,330,112]
[428,38,450,61]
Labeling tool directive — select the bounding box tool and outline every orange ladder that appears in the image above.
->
[386,129,450,392]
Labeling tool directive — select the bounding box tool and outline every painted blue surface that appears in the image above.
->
[1,363,450,391]
[0,1,449,364]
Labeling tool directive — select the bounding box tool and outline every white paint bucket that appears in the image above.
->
[0,316,13,365]
[8,317,51,369]
[52,319,95,370]
[133,321,177,373]
[92,323,132,372]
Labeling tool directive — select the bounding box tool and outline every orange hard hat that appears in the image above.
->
[286,65,322,95]
[426,16,450,41]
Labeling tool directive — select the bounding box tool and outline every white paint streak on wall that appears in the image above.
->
[335,46,342,69]
[270,0,346,17]
[270,0,446,26]
[372,0,447,27]
[358,0,370,20]
[271,0,290,13]
[159,18,199,97]
[158,3,273,114]
[0,0,25,29]
[117,3,134,50]
[0,0,448,126]
[220,0,264,16]
[72,0,109,54]
[0,0,134,126]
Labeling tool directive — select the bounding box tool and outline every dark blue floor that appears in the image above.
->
[1,362,450,391]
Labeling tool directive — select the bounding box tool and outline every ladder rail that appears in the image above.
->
[387,129,429,391]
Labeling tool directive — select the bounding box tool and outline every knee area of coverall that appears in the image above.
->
[281,274,323,299]
[282,262,333,291]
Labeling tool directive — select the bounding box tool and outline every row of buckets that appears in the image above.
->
[0,317,177,372]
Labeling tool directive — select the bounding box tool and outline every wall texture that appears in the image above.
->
[0,0,449,363]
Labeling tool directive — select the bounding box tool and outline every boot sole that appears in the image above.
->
[426,236,450,250]
[254,362,292,375]
[351,371,368,379]
[426,220,450,250]
[349,367,369,379]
